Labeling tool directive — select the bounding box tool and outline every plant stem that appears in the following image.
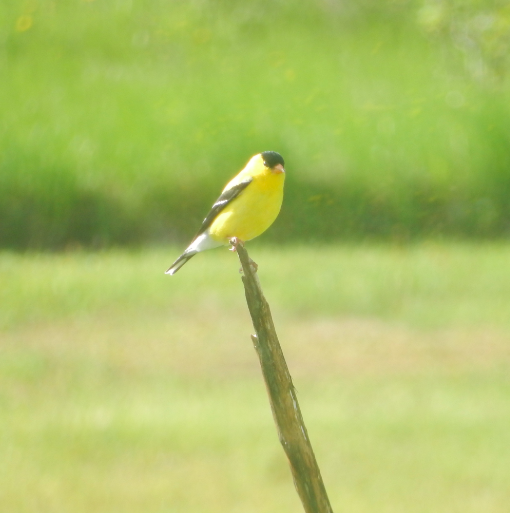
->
[232,240,334,513]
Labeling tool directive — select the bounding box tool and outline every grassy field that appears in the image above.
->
[2,0,510,247]
[3,2,510,508]
[1,243,510,512]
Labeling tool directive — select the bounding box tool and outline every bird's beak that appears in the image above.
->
[272,163,285,174]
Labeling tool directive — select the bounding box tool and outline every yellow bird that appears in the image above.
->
[165,151,285,275]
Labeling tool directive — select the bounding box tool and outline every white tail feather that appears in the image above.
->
[165,231,224,275]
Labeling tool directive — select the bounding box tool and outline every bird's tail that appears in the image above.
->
[165,251,196,275]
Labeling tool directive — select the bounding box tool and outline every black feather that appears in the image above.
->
[196,177,252,236]
[261,151,284,168]
[165,251,196,275]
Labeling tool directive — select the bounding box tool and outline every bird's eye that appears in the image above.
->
[263,161,268,167]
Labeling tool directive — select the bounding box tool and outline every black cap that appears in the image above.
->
[261,151,285,168]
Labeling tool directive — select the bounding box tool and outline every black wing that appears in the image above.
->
[196,177,253,236]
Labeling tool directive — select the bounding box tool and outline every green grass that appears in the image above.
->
[1,0,510,247]
[2,242,510,330]
[1,244,510,511]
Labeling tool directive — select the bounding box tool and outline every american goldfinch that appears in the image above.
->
[165,151,285,275]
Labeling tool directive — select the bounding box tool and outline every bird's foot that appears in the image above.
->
[229,237,245,252]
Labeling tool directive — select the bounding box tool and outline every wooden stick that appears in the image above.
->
[232,239,334,513]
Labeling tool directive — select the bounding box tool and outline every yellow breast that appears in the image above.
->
[208,167,284,243]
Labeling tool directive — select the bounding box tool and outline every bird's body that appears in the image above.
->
[166,151,285,275]
[208,160,284,243]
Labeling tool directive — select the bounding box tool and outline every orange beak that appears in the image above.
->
[272,163,285,174]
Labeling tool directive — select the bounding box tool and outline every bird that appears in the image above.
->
[165,151,285,275]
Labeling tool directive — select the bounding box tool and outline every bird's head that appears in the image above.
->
[261,151,285,174]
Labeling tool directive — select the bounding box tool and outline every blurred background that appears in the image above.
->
[2,0,510,247]
[1,1,510,512]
